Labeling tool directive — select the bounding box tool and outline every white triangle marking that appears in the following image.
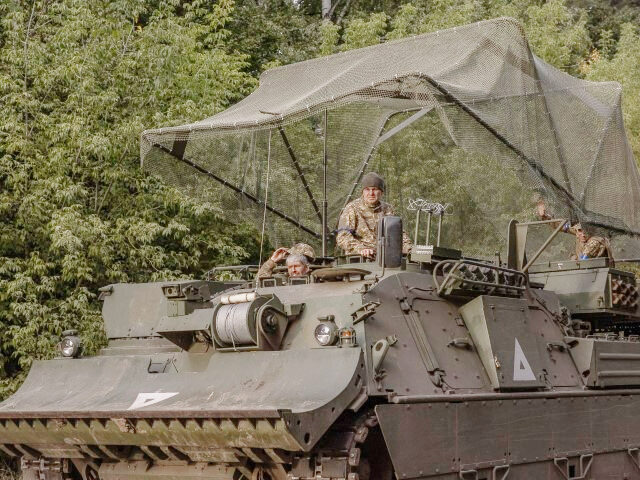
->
[127,392,179,410]
[513,338,536,381]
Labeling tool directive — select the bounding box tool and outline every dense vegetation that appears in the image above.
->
[0,0,639,411]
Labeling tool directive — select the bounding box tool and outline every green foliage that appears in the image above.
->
[226,0,324,75]
[568,0,640,56]
[598,29,615,57]
[319,19,340,55]
[523,0,590,70]
[0,0,258,398]
[585,23,640,159]
[386,3,420,40]
[337,0,592,73]
[341,12,387,49]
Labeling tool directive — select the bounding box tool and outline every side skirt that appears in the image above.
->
[376,395,640,479]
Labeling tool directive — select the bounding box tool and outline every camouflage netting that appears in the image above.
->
[141,17,640,260]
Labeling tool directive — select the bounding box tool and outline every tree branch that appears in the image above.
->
[23,1,37,138]
[327,0,343,20]
[336,0,352,25]
[97,146,129,214]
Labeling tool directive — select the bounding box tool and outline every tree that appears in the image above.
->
[0,0,258,397]
[584,23,640,158]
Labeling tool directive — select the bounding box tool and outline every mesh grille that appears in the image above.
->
[141,17,640,258]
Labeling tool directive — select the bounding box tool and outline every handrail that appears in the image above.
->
[206,265,259,281]
[521,219,567,273]
[433,259,528,297]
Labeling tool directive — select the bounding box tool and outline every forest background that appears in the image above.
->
[0,0,640,472]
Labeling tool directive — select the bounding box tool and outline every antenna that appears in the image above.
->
[407,199,453,246]
[322,109,328,258]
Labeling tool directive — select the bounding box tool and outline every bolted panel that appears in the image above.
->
[459,296,546,390]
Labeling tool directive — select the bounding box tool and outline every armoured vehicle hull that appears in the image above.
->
[3,250,640,480]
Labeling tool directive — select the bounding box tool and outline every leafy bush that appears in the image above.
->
[0,0,258,398]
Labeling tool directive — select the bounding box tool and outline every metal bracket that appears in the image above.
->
[20,458,67,480]
[147,356,173,374]
[553,454,593,480]
[448,337,473,349]
[628,448,640,471]
[351,301,380,325]
[458,464,509,480]
[546,341,567,352]
[459,469,478,480]
[492,465,510,480]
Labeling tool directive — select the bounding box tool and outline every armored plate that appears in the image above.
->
[377,394,640,479]
[459,295,546,390]
[0,348,365,452]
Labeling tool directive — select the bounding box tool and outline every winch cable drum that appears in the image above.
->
[211,292,288,350]
[215,301,257,347]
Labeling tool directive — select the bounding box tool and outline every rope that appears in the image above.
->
[258,129,272,276]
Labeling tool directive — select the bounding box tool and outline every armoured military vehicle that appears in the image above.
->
[3,16,640,480]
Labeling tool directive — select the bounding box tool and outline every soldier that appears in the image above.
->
[257,243,315,278]
[536,199,612,260]
[337,172,412,257]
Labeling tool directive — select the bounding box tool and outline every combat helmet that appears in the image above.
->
[288,243,315,261]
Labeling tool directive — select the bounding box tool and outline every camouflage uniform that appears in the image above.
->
[257,243,315,278]
[567,225,611,259]
[535,202,612,261]
[256,259,279,279]
[336,197,412,255]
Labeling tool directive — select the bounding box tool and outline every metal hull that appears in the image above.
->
[378,394,640,479]
[0,348,365,473]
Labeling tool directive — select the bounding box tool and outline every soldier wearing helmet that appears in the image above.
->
[257,243,315,278]
[536,199,612,260]
[336,172,412,258]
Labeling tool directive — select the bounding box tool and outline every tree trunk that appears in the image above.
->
[322,0,331,18]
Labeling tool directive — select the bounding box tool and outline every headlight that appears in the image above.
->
[314,323,337,346]
[59,330,83,358]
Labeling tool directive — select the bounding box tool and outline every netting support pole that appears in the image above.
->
[341,107,428,220]
[413,210,421,244]
[522,219,566,273]
[278,127,323,224]
[374,107,433,146]
[154,142,320,238]
[419,76,578,211]
[322,109,329,258]
[341,115,393,217]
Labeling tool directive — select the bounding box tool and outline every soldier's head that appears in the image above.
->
[361,172,385,207]
[573,223,590,243]
[286,254,310,277]
[285,243,315,277]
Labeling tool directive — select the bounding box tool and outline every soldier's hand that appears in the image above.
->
[271,247,289,263]
[536,200,547,219]
[360,248,375,258]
